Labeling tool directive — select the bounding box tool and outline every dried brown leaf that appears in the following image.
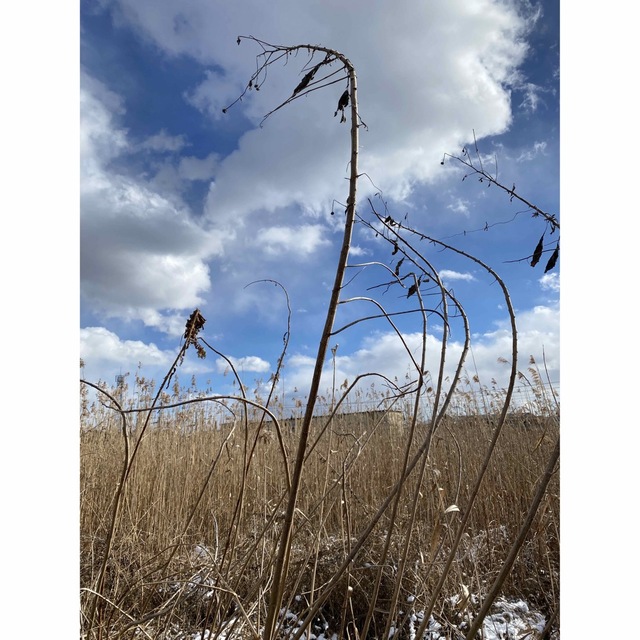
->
[530,233,545,267]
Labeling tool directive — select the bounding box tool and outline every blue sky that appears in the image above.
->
[79,0,561,410]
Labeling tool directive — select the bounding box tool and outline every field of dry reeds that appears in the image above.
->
[80,370,559,639]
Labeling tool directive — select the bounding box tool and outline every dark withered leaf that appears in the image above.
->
[544,243,559,273]
[530,233,545,267]
[407,283,418,298]
[334,89,349,116]
[394,257,404,276]
[293,68,317,95]
[392,241,399,255]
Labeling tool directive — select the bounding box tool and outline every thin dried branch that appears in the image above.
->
[442,130,560,272]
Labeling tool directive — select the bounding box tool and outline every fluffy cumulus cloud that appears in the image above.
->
[462,301,559,386]
[80,74,128,176]
[81,177,214,308]
[177,153,219,181]
[99,0,537,228]
[202,0,533,225]
[215,356,271,374]
[257,224,331,258]
[80,327,173,385]
[80,327,216,386]
[137,129,189,153]
[145,153,220,199]
[185,69,246,121]
[81,327,171,366]
[539,272,559,292]
[439,269,476,282]
[80,72,224,329]
[284,301,559,406]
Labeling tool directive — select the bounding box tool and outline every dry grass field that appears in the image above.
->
[80,371,559,639]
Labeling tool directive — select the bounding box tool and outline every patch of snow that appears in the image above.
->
[164,593,553,639]
[480,598,547,640]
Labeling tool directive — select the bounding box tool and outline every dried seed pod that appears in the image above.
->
[184,309,206,343]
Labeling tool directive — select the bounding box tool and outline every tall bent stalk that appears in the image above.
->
[243,43,361,640]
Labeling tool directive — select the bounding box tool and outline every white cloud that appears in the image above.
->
[80,74,226,328]
[539,272,559,292]
[283,302,559,404]
[472,303,559,383]
[439,269,476,282]
[288,354,316,369]
[216,356,271,374]
[348,245,369,257]
[516,140,548,163]
[518,82,543,113]
[80,327,173,387]
[81,326,170,365]
[80,326,217,388]
[81,173,220,314]
[80,72,128,179]
[144,152,220,197]
[257,224,331,258]
[447,198,471,216]
[178,153,219,181]
[138,129,189,153]
[184,69,246,121]
[105,0,536,231]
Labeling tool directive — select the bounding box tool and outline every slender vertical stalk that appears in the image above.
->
[263,51,359,640]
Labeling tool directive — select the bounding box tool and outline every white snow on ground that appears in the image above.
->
[180,597,552,639]
[480,599,547,639]
[151,545,557,639]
